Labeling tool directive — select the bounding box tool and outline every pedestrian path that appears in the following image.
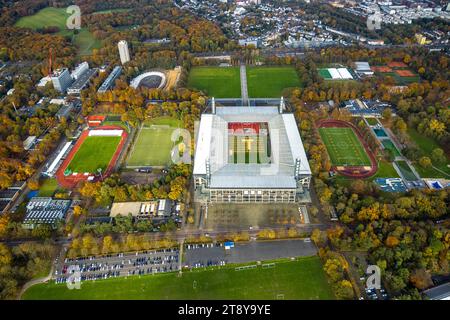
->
[240,64,248,106]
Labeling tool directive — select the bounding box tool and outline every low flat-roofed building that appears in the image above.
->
[67,69,97,95]
[23,136,37,151]
[354,61,374,77]
[98,66,122,93]
[23,197,71,229]
[423,282,450,300]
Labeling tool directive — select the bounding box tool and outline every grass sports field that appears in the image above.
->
[187,67,241,98]
[127,117,182,167]
[319,127,371,166]
[66,136,121,173]
[247,66,301,98]
[23,256,334,300]
[15,7,101,55]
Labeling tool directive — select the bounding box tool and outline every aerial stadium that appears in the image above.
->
[130,71,166,89]
[193,98,311,203]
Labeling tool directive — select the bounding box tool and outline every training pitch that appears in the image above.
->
[66,136,121,173]
[23,256,334,300]
[187,67,241,98]
[127,118,181,167]
[319,127,371,166]
[247,66,302,98]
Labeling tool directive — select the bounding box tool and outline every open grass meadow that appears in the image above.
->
[66,136,121,173]
[37,178,59,197]
[365,118,379,126]
[187,67,241,98]
[23,256,335,300]
[247,66,302,98]
[319,127,371,166]
[407,128,450,178]
[370,161,400,180]
[15,7,101,55]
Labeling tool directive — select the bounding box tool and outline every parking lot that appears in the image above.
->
[55,248,179,284]
[184,239,317,269]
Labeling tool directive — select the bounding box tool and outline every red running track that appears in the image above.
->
[56,126,128,189]
[316,119,378,179]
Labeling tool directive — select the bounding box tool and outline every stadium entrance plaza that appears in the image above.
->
[203,203,310,230]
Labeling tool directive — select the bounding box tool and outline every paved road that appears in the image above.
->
[240,64,248,106]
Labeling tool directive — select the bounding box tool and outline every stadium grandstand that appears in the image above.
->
[43,141,74,177]
[193,98,311,203]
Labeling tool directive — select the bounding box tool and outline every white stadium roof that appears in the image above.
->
[193,106,311,189]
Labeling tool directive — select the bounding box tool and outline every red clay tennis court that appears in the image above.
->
[388,61,407,68]
[395,69,416,77]
[371,66,392,73]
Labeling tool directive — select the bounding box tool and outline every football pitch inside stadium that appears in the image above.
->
[319,127,371,166]
[228,122,271,164]
[66,136,121,173]
[23,256,334,300]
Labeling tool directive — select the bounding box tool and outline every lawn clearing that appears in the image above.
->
[319,127,371,166]
[187,67,241,98]
[66,136,121,173]
[15,7,101,56]
[23,256,334,300]
[247,66,302,98]
[38,178,59,197]
[406,128,450,178]
[365,118,379,126]
[370,161,400,180]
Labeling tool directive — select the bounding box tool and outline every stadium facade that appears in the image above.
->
[193,99,311,203]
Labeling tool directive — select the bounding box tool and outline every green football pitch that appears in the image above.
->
[319,127,371,166]
[23,256,335,300]
[127,117,182,167]
[187,67,241,98]
[15,7,101,55]
[66,136,121,173]
[247,66,302,98]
